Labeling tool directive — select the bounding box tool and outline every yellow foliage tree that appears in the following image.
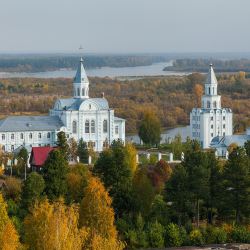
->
[79,177,124,249]
[24,198,87,250]
[193,84,203,106]
[124,143,137,175]
[0,193,20,250]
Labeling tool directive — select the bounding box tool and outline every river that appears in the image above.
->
[0,62,188,78]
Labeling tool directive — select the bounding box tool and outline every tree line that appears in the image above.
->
[1,130,250,249]
[0,71,249,134]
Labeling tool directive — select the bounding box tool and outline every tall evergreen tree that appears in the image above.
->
[77,138,89,164]
[57,131,70,160]
[21,172,45,210]
[93,140,134,216]
[221,147,250,224]
[42,150,68,200]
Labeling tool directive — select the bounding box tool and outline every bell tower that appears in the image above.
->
[73,58,89,99]
[201,64,221,109]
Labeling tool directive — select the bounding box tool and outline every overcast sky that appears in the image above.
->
[0,0,250,53]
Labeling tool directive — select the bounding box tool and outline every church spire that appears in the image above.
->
[204,64,218,96]
[206,64,218,85]
[73,58,89,98]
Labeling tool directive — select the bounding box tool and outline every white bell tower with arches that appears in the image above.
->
[73,57,89,99]
[190,64,233,149]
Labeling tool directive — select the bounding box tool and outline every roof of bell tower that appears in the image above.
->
[73,57,89,83]
[206,64,218,85]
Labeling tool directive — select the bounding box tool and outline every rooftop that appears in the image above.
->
[0,116,64,132]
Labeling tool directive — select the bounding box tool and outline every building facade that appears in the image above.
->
[190,64,233,149]
[0,58,125,152]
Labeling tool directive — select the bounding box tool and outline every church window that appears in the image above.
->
[213,101,217,108]
[47,132,51,139]
[115,126,119,135]
[223,116,225,120]
[223,132,225,136]
[38,133,42,139]
[85,120,90,133]
[20,133,24,140]
[11,134,14,140]
[2,145,5,151]
[2,134,5,140]
[89,104,91,110]
[91,120,95,133]
[211,133,213,137]
[77,88,80,96]
[72,121,77,134]
[103,120,108,133]
[208,87,210,95]
[210,117,213,121]
[223,124,226,129]
[213,87,215,94]
[207,101,210,108]
[82,88,85,96]
[11,145,14,151]
[211,124,213,129]
[29,133,33,139]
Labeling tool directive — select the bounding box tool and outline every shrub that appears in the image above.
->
[205,226,227,244]
[189,229,204,246]
[147,221,165,248]
[231,226,250,243]
[165,223,182,247]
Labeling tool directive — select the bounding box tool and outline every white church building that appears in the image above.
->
[190,64,233,150]
[0,58,125,152]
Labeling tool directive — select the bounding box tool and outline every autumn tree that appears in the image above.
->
[79,177,124,249]
[21,172,45,210]
[0,193,20,250]
[3,177,22,202]
[42,150,68,200]
[193,84,203,106]
[124,143,137,175]
[24,198,87,250]
[138,111,161,146]
[66,163,89,203]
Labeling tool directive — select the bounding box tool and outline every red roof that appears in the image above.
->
[30,146,55,167]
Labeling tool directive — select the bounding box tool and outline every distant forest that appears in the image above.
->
[0,54,170,72]
[164,58,250,73]
[0,72,249,134]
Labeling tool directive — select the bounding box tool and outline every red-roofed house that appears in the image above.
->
[30,146,55,171]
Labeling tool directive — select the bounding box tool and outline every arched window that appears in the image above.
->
[85,120,90,133]
[47,132,51,139]
[72,121,77,134]
[20,133,24,140]
[29,133,33,139]
[11,133,14,140]
[2,134,5,140]
[103,120,108,133]
[91,120,95,133]
[82,88,85,96]
[208,87,210,95]
[213,101,217,108]
[38,133,42,139]
[77,88,80,96]
[207,101,210,108]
